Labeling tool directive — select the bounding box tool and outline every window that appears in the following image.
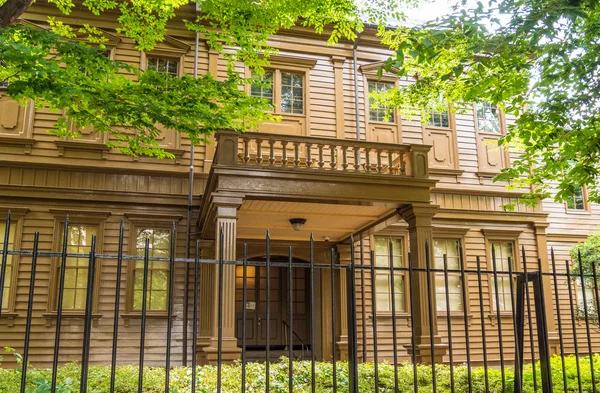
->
[368,81,395,123]
[576,277,596,314]
[132,228,171,311]
[475,102,501,133]
[57,225,97,310]
[250,71,274,107]
[490,242,513,311]
[147,57,179,77]
[428,109,450,128]
[374,236,405,312]
[0,222,16,310]
[567,187,586,210]
[250,70,304,115]
[434,239,462,312]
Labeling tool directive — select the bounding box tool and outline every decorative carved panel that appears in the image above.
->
[369,123,400,144]
[425,128,456,170]
[0,94,33,138]
[479,134,508,173]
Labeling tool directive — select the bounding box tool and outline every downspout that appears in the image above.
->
[183,29,200,366]
[353,32,361,141]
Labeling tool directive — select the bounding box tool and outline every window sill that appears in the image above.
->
[121,312,176,327]
[437,312,474,325]
[565,209,592,215]
[43,311,102,328]
[488,311,513,326]
[372,312,412,326]
[0,311,18,327]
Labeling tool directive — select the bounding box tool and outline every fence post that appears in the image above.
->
[346,237,359,393]
[532,271,553,393]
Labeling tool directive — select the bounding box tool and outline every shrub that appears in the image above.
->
[0,354,598,393]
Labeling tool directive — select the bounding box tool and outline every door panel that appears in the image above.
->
[425,128,456,169]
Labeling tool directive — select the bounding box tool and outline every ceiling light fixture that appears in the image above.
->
[289,218,307,231]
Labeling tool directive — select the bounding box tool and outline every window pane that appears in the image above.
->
[476,102,501,133]
[133,228,171,311]
[0,222,16,309]
[147,57,179,77]
[281,72,303,114]
[368,81,394,123]
[250,71,274,108]
[59,225,97,310]
[491,241,513,311]
[429,109,449,128]
[434,239,463,311]
[568,187,585,210]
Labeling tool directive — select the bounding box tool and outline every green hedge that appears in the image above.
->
[0,354,598,393]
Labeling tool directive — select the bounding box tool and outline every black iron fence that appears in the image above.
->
[0,212,600,392]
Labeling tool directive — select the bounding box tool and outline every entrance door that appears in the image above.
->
[235,257,311,350]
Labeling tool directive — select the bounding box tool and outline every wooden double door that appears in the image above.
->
[235,257,311,350]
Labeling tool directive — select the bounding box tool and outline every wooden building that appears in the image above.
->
[0,1,598,369]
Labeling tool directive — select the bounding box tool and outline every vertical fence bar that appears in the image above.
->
[491,245,506,393]
[566,259,583,393]
[265,230,271,393]
[165,223,176,393]
[80,235,97,393]
[242,244,248,393]
[522,247,538,392]
[52,218,69,393]
[407,252,418,393]
[19,232,39,393]
[476,256,490,393]
[592,252,600,393]
[514,273,526,393]
[459,243,472,393]
[330,248,337,393]
[508,257,522,393]
[360,236,367,363]
[442,254,455,392]
[425,241,437,393]
[551,249,568,393]
[577,250,596,392]
[388,237,399,393]
[288,246,294,393]
[0,212,11,321]
[531,271,553,393]
[109,220,124,393]
[138,238,150,393]
[191,241,199,393]
[370,250,379,393]
[347,236,359,393]
[310,233,316,393]
[217,228,225,393]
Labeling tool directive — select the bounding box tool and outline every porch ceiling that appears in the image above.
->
[237,200,398,242]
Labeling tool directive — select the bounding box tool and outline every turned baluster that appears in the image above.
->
[342,146,349,171]
[268,140,276,166]
[256,139,263,165]
[330,144,337,170]
[400,151,406,174]
[377,150,383,173]
[306,144,313,168]
[365,148,371,172]
[353,147,360,171]
[243,138,250,164]
[293,143,300,168]
[318,144,325,168]
[388,150,394,175]
[281,141,289,167]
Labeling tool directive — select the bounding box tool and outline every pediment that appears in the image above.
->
[145,34,192,57]
[360,61,400,80]
[75,28,122,49]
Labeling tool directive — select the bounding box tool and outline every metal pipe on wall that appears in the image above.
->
[353,32,361,141]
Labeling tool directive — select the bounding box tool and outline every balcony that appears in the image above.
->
[197,130,437,240]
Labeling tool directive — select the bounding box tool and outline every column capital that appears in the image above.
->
[397,204,439,226]
[533,221,550,234]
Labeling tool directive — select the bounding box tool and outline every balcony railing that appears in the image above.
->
[213,131,431,179]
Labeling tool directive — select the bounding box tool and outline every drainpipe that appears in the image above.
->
[353,32,361,141]
[182,29,200,366]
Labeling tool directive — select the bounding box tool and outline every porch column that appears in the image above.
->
[336,244,351,360]
[203,195,243,363]
[197,240,215,365]
[534,221,560,354]
[398,203,447,364]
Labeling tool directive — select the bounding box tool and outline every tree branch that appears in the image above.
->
[0,0,33,28]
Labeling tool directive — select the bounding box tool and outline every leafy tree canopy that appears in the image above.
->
[377,0,600,206]
[0,0,401,157]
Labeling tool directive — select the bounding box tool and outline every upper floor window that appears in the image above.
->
[58,224,97,310]
[476,102,501,134]
[0,222,16,310]
[368,81,395,123]
[374,236,405,312]
[133,228,171,311]
[567,187,586,211]
[490,241,513,311]
[147,57,179,77]
[250,70,304,115]
[428,108,450,128]
[434,239,462,312]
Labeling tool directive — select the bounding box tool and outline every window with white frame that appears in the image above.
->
[490,241,514,311]
[567,187,586,211]
[434,239,463,312]
[368,81,395,123]
[476,102,502,134]
[147,57,179,77]
[428,108,450,128]
[132,227,171,311]
[374,236,405,312]
[250,69,304,115]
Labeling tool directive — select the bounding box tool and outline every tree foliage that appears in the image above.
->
[0,0,399,157]
[378,0,600,206]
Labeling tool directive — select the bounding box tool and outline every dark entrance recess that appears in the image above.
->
[234,256,311,358]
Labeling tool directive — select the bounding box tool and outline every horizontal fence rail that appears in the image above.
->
[1,212,600,392]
